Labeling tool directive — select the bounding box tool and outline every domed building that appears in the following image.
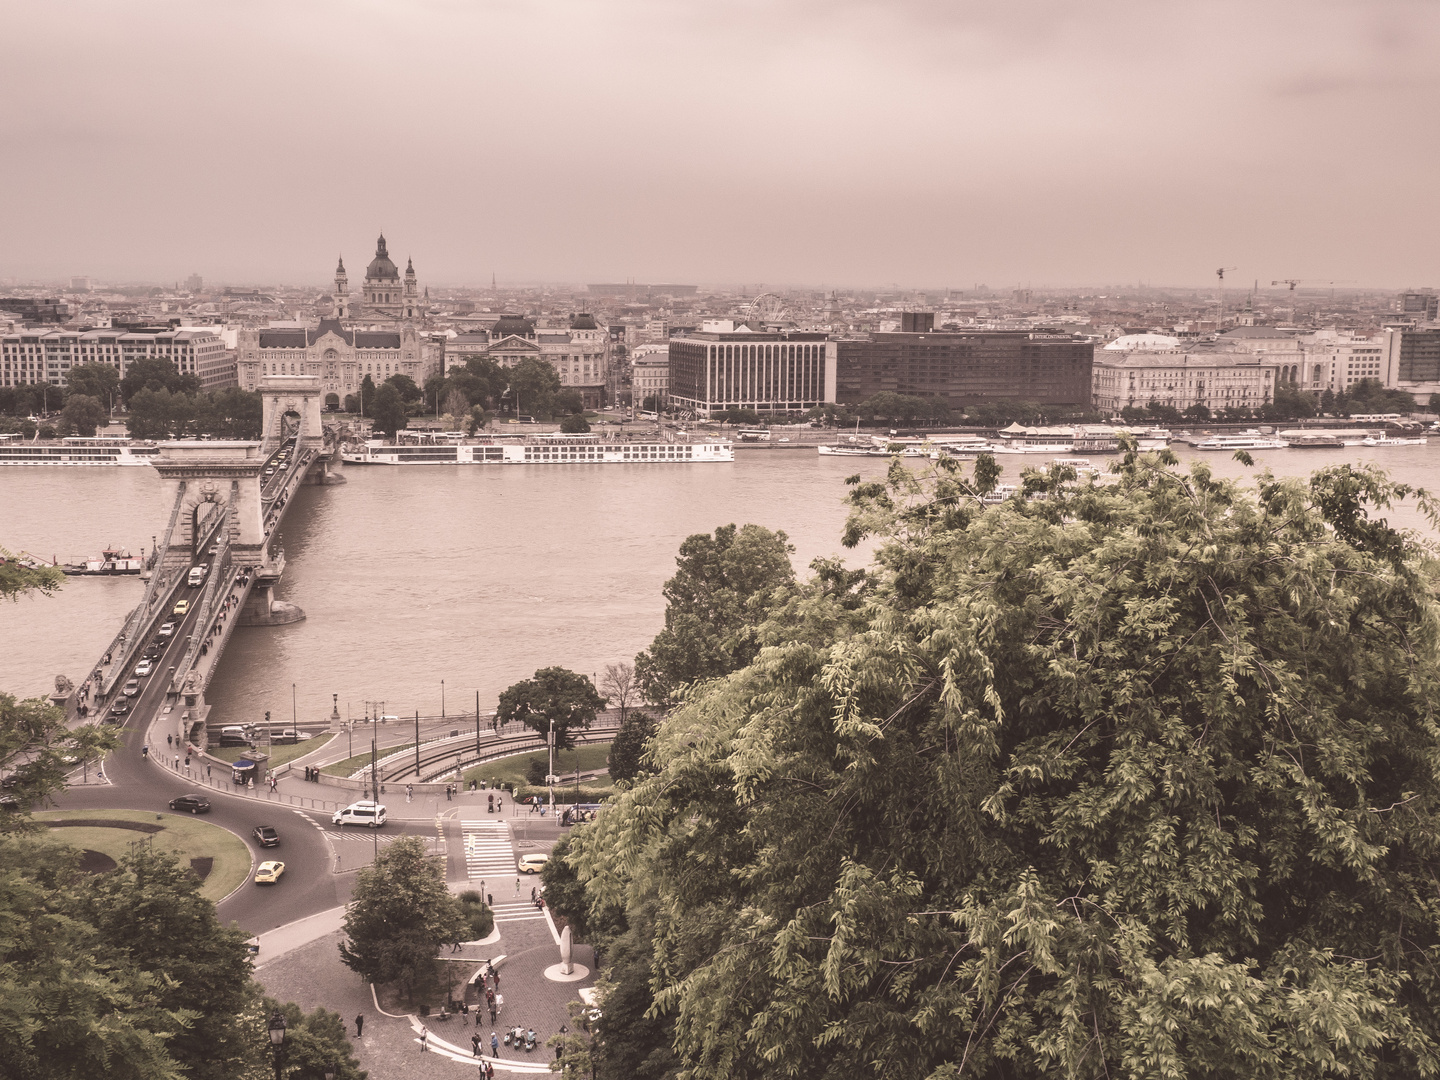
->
[333,234,423,322]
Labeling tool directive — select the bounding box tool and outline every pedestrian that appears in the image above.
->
[492,968,499,989]
[531,885,537,903]
[491,1032,499,1056]
[247,777,255,792]
[167,734,173,748]
[141,744,148,758]
[419,1026,429,1052]
[406,783,412,803]
[515,877,521,894]
[472,1033,481,1056]
[355,1014,364,1037]
[184,754,190,768]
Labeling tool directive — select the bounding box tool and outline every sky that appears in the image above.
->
[2,0,1438,291]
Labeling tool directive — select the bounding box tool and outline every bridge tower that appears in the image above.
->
[260,374,326,451]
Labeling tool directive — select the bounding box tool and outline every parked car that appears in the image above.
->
[252,825,280,848]
[168,794,211,814]
[254,861,285,885]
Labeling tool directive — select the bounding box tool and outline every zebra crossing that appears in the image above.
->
[461,819,517,879]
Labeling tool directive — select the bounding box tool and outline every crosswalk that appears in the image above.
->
[488,899,549,925]
[462,819,516,879]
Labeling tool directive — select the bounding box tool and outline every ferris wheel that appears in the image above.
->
[744,292,788,321]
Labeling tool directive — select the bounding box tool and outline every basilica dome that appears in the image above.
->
[365,234,399,282]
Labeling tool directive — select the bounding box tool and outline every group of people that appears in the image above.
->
[301,766,322,781]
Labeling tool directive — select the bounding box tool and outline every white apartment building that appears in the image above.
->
[631,345,669,407]
[0,327,229,390]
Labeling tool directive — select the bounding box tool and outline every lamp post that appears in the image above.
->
[441,679,445,719]
[324,1063,337,1080]
[548,719,555,812]
[267,1009,287,1080]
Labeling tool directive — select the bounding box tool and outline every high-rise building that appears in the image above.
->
[667,321,834,417]
[834,324,1093,409]
[1386,326,1440,405]
[0,328,229,389]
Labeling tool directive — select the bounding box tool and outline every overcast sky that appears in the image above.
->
[2,0,1437,290]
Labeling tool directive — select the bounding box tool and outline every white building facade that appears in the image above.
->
[1,327,229,390]
[1091,334,1276,415]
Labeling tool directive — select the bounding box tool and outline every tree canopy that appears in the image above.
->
[634,523,797,704]
[0,694,116,832]
[495,667,606,751]
[63,362,120,405]
[119,356,200,404]
[339,835,465,1001]
[369,382,408,435]
[507,355,562,418]
[567,450,1440,1079]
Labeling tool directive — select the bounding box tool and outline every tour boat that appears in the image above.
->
[817,438,939,459]
[0,436,160,466]
[1358,435,1428,447]
[1192,431,1288,450]
[63,547,144,575]
[343,434,734,464]
[1286,434,1345,449]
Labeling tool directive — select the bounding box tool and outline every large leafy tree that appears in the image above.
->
[258,998,366,1080]
[0,694,116,831]
[634,523,796,703]
[369,383,408,435]
[119,356,200,404]
[1,551,64,603]
[507,355,561,418]
[571,451,1440,1079]
[59,393,107,437]
[339,836,466,1002]
[63,362,120,406]
[495,667,605,752]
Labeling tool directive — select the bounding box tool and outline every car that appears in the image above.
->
[252,825,280,848]
[134,659,153,677]
[169,793,211,814]
[173,599,190,615]
[517,853,549,874]
[332,801,386,828]
[254,861,285,885]
[208,544,219,555]
[158,622,176,639]
[122,679,141,697]
[144,643,163,659]
[109,697,132,717]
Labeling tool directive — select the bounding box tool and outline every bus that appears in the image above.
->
[736,428,771,442]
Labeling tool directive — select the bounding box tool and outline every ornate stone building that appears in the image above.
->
[334,234,423,321]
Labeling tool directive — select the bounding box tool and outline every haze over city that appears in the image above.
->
[4,0,1439,288]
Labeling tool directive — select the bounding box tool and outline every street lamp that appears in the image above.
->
[267,1009,287,1080]
[323,1063,337,1080]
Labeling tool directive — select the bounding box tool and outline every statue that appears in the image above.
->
[54,674,74,697]
[560,924,573,976]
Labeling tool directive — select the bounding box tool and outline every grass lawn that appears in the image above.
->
[464,743,613,790]
[322,742,417,777]
[35,808,252,902]
[210,734,332,767]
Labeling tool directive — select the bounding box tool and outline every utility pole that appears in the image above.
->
[475,690,481,755]
[548,720,555,812]
[415,711,420,780]
[370,736,379,861]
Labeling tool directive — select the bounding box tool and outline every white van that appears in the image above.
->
[188,565,207,587]
[333,801,387,828]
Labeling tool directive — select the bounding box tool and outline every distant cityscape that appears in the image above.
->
[2,235,1438,418]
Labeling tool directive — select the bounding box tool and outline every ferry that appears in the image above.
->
[990,425,1076,454]
[342,433,734,465]
[1358,434,1428,447]
[817,437,939,459]
[1286,434,1346,449]
[1192,431,1288,450]
[0,435,160,466]
[63,547,145,575]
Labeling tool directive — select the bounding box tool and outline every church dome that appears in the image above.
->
[365,234,399,282]
[569,312,598,330]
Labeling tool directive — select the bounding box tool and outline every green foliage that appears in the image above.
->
[70,845,260,1080]
[0,693,116,833]
[0,552,65,603]
[1335,378,1416,416]
[383,373,421,403]
[715,407,761,425]
[124,387,262,440]
[538,835,589,939]
[119,356,200,405]
[495,667,605,751]
[572,452,1440,1079]
[0,384,55,418]
[857,390,952,424]
[448,355,509,410]
[63,362,120,404]
[456,890,494,940]
[339,836,466,1001]
[606,709,658,783]
[359,375,376,415]
[508,356,562,418]
[259,998,366,1080]
[633,523,796,704]
[555,389,586,415]
[59,393,106,436]
[642,394,662,413]
[1264,383,1317,420]
[343,393,360,413]
[369,383,408,435]
[560,413,591,433]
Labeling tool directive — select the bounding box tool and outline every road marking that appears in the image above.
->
[461,819,517,880]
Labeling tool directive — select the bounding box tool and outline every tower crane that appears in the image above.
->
[1215,267,1237,322]
[1270,279,1354,291]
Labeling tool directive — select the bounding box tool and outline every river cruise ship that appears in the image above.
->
[1192,431,1288,450]
[342,432,734,465]
[0,435,160,466]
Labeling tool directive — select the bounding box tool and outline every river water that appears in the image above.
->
[2,445,1436,725]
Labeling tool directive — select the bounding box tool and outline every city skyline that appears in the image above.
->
[3,1,1439,288]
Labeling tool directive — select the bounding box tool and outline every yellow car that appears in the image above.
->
[254,861,285,885]
[173,599,190,616]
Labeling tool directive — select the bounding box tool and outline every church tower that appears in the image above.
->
[403,257,420,321]
[333,256,349,319]
[363,234,400,316]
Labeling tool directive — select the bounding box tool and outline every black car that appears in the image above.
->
[252,825,280,848]
[109,698,132,718]
[169,794,211,814]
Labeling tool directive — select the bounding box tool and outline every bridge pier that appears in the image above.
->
[240,583,306,626]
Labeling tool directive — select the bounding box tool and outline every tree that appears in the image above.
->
[57,392,105,437]
[258,998,367,1080]
[198,387,263,439]
[64,362,119,407]
[343,393,360,413]
[560,413,591,433]
[1,550,65,602]
[359,374,376,416]
[119,356,199,405]
[70,845,261,1080]
[339,836,466,1002]
[1319,387,1337,414]
[369,383,408,435]
[508,356,561,418]
[442,388,469,419]
[571,452,1440,1079]
[555,389,585,415]
[1182,402,1212,421]
[0,694,116,832]
[448,355,509,410]
[384,373,421,404]
[642,395,661,413]
[600,662,637,727]
[634,523,796,703]
[1268,383,1317,420]
[606,709,658,784]
[495,667,605,751]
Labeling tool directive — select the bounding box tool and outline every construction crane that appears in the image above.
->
[1215,267,1237,322]
[1271,278,1354,290]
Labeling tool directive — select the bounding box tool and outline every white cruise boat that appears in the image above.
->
[1358,434,1428,447]
[0,435,160,466]
[343,434,733,464]
[818,436,939,458]
[989,425,1077,454]
[1192,431,1288,450]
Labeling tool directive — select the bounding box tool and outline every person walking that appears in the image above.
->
[471,1033,481,1057]
[491,1032,499,1056]
[355,1014,364,1037]
[515,877,521,895]
[141,743,148,759]
[419,1026,429,1052]
[406,783,413,803]
[206,763,211,780]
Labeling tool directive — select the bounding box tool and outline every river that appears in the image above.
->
[2,444,1436,725]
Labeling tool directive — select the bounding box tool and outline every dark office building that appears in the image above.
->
[835,325,1095,408]
[1395,327,1440,383]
